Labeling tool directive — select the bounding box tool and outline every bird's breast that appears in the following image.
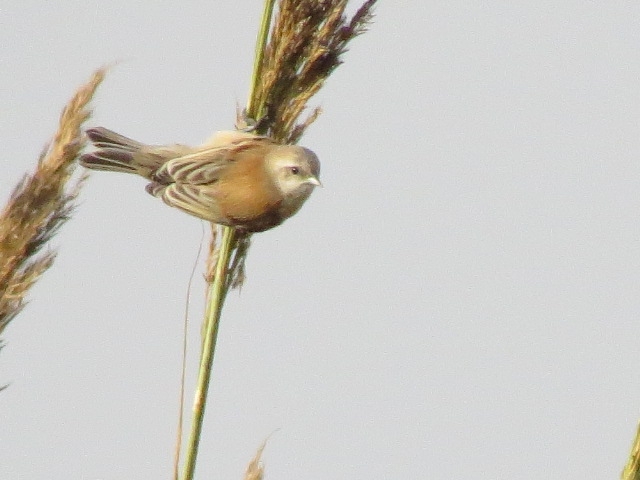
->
[215,155,284,230]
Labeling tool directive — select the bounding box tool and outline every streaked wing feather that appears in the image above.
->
[161,183,224,223]
[157,139,267,185]
[163,147,233,184]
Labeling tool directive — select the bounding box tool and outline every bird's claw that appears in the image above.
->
[235,106,270,135]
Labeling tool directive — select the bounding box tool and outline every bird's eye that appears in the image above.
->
[290,167,300,175]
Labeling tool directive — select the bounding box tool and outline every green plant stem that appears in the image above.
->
[180,2,276,479]
[246,0,276,120]
[622,422,640,480]
[181,227,235,480]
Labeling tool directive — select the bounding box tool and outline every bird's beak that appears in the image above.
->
[307,176,323,187]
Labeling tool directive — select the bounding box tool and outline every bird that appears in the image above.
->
[79,127,321,232]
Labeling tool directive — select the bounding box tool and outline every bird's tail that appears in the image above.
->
[80,127,177,178]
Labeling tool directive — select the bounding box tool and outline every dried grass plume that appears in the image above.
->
[0,68,107,340]
[251,0,377,143]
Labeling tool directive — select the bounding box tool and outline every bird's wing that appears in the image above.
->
[154,147,233,185]
[148,136,285,226]
[159,183,225,223]
[154,135,276,185]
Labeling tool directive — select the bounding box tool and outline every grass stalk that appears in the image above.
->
[181,226,236,480]
[622,423,640,480]
[180,1,377,477]
[247,0,277,121]
[180,2,276,478]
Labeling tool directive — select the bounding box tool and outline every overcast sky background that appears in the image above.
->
[1,2,640,479]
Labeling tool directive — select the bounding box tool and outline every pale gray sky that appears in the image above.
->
[2,2,640,479]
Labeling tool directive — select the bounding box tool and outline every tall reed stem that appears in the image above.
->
[247,0,277,120]
[180,2,276,479]
[622,423,640,480]
[181,227,235,480]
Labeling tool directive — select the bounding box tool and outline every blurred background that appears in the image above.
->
[1,2,639,479]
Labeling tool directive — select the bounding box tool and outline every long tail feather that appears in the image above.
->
[80,127,148,175]
[86,127,143,151]
[79,149,138,173]
[80,127,199,179]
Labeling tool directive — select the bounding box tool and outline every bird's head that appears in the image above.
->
[267,145,322,198]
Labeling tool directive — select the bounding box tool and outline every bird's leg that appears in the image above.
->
[235,105,270,135]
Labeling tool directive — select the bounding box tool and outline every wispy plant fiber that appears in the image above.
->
[243,442,266,480]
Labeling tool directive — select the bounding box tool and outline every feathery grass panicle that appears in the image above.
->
[0,68,107,338]
[252,0,378,143]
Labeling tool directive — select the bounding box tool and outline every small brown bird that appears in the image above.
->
[80,127,321,232]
